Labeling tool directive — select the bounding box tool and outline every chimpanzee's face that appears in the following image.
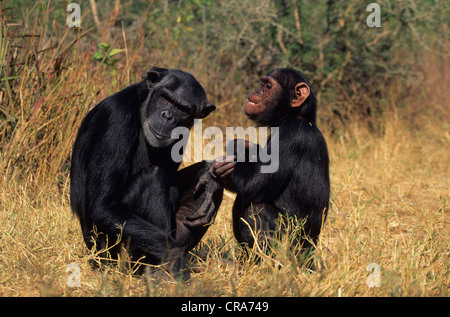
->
[141,68,215,148]
[142,88,194,148]
[243,75,286,126]
[244,69,313,126]
[245,76,283,117]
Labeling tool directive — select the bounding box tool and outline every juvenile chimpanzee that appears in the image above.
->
[70,67,222,279]
[212,68,330,261]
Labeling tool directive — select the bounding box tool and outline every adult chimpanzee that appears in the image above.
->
[70,67,222,279]
[212,68,330,261]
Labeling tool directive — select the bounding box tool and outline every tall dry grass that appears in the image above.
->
[0,3,448,297]
[1,99,448,296]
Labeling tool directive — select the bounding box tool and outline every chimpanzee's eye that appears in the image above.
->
[161,96,171,105]
[261,79,271,90]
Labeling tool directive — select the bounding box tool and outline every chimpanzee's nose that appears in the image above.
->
[161,110,173,121]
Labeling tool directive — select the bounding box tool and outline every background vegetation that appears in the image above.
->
[0,0,448,296]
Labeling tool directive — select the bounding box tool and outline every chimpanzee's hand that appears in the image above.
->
[183,170,223,228]
[210,155,236,179]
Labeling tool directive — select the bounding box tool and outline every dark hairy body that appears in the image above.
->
[70,67,222,279]
[213,68,330,258]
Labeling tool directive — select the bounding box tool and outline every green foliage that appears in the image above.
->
[134,0,448,126]
[92,43,124,80]
[1,0,448,129]
[93,43,124,67]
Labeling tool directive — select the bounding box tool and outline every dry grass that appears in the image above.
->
[0,3,449,297]
[0,103,448,296]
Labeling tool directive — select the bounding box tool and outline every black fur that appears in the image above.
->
[226,68,330,256]
[70,67,222,278]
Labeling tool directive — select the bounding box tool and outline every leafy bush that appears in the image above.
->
[0,0,448,189]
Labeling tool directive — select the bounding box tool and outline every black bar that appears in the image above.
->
[0,297,444,313]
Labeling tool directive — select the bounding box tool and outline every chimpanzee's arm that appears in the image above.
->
[175,161,223,250]
[212,132,297,203]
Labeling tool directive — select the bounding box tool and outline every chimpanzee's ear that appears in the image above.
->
[198,102,216,118]
[291,82,310,108]
[145,67,168,88]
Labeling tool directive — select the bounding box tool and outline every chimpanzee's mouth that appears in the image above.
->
[245,97,259,107]
[149,126,169,140]
[245,99,260,110]
[244,97,265,116]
